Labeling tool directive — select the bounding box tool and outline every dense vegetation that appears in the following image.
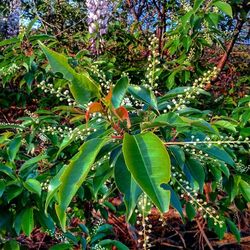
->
[0,0,249,249]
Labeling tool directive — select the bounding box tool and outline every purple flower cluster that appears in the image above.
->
[86,0,110,36]
[6,0,21,38]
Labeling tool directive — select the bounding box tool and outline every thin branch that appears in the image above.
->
[196,219,215,250]
[213,18,245,80]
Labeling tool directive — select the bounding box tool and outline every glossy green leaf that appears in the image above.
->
[7,136,22,162]
[208,217,226,240]
[161,184,184,218]
[93,161,113,197]
[0,38,20,46]
[24,179,41,196]
[123,132,171,212]
[213,1,233,17]
[141,112,189,130]
[6,186,23,203]
[239,179,250,202]
[166,71,177,89]
[169,146,185,168]
[45,178,62,215]
[55,138,106,230]
[112,76,129,108]
[99,239,129,250]
[0,180,5,197]
[226,218,240,243]
[186,158,205,192]
[21,208,34,236]
[49,243,72,250]
[193,0,205,11]
[114,153,142,220]
[196,145,234,166]
[213,120,237,133]
[20,154,48,173]
[39,42,100,105]
[128,85,158,110]
[207,12,221,26]
[186,202,196,220]
[3,240,20,250]
[14,210,24,235]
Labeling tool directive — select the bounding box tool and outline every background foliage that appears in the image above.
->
[0,0,249,249]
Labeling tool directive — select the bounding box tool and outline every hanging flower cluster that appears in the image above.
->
[7,0,21,38]
[86,0,110,53]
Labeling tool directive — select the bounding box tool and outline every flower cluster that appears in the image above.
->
[92,244,106,250]
[186,48,195,62]
[0,122,25,130]
[86,0,109,36]
[0,63,20,78]
[181,0,192,12]
[90,218,106,235]
[171,167,224,227]
[135,194,153,249]
[41,179,50,191]
[37,81,81,107]
[6,0,21,38]
[24,110,39,124]
[161,67,220,113]
[145,35,161,90]
[177,135,250,148]
[39,125,97,141]
[91,153,111,171]
[235,160,250,173]
[86,0,110,53]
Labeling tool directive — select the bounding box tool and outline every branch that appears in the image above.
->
[196,219,215,250]
[213,18,245,80]
[211,235,250,247]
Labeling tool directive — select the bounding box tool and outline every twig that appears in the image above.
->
[211,236,250,248]
[196,219,215,250]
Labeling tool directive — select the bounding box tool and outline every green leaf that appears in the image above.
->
[7,136,22,162]
[186,202,196,220]
[141,112,189,130]
[169,146,185,168]
[239,179,250,202]
[93,161,113,197]
[39,42,100,105]
[24,179,41,196]
[112,76,129,108]
[213,1,233,17]
[225,218,240,243]
[0,38,20,46]
[14,210,24,235]
[207,12,221,26]
[0,180,5,197]
[208,217,226,240]
[99,239,129,250]
[193,0,205,11]
[186,158,205,192]
[122,132,171,212]
[6,186,23,203]
[55,138,106,231]
[196,145,234,166]
[49,243,72,250]
[161,184,184,218]
[21,208,34,236]
[3,240,20,250]
[213,120,237,133]
[45,178,62,215]
[114,153,142,220]
[166,71,177,89]
[20,154,48,173]
[128,85,158,110]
